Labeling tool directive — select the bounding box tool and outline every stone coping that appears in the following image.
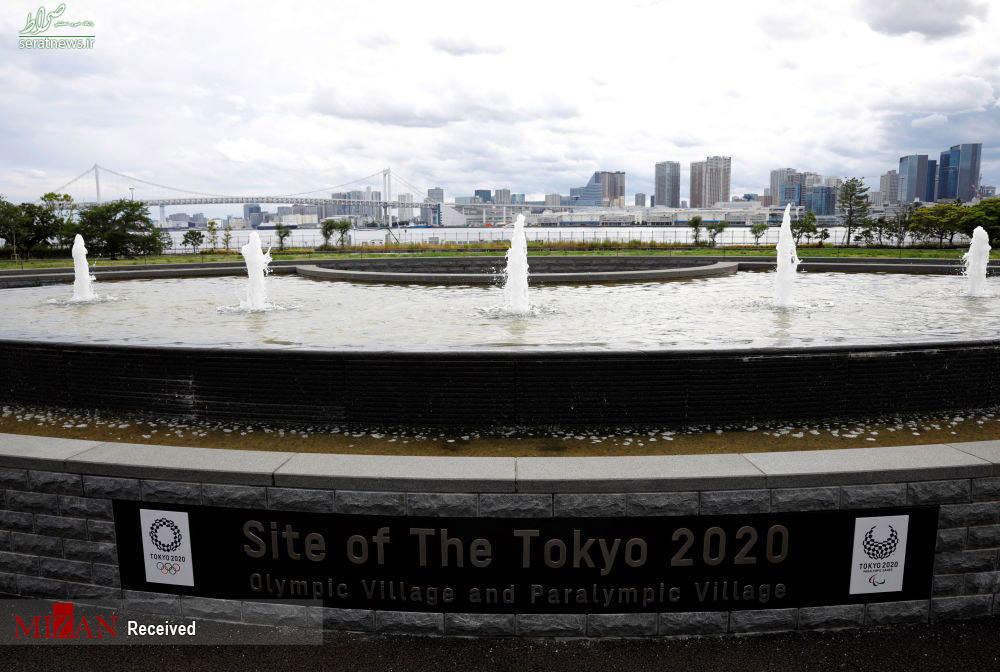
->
[0,432,996,492]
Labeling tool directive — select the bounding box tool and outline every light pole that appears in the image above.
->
[129,187,135,201]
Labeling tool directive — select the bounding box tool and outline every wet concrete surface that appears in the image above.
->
[1,619,998,672]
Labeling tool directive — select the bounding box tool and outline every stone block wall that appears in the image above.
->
[1,454,998,637]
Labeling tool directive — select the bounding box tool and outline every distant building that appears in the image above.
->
[879,170,900,204]
[654,161,680,208]
[898,155,936,203]
[937,143,982,202]
[277,206,293,216]
[703,156,732,207]
[635,193,646,207]
[823,176,843,190]
[801,172,823,187]
[243,204,261,222]
[868,190,884,208]
[780,184,802,207]
[805,186,837,215]
[493,188,511,204]
[474,189,493,203]
[689,161,705,208]
[569,171,625,207]
[980,185,996,199]
[397,193,414,220]
[544,193,562,207]
[455,196,482,205]
[512,193,525,204]
[427,187,444,203]
[681,199,688,208]
[770,169,797,205]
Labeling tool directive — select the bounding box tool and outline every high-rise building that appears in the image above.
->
[770,169,796,205]
[801,172,823,187]
[474,189,493,203]
[868,191,884,208]
[689,161,706,208]
[511,193,525,204]
[569,171,625,207]
[879,170,900,204]
[635,193,646,207]
[243,204,261,223]
[805,186,837,215]
[937,143,982,202]
[703,156,732,207]
[980,185,996,199]
[544,193,562,207]
[654,161,680,208]
[427,187,444,204]
[898,155,936,203]
[397,193,414,220]
[493,188,511,204]
[681,200,688,208]
[780,184,802,207]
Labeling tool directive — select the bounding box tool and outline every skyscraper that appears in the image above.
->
[654,161,680,208]
[493,188,511,204]
[898,155,936,203]
[703,156,732,207]
[770,169,796,205]
[689,161,706,208]
[427,187,444,203]
[937,143,982,202]
[474,189,493,203]
[879,170,900,204]
[635,193,646,207]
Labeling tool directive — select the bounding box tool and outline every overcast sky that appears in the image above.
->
[1,0,998,213]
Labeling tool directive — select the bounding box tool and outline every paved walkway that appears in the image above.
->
[2,619,998,671]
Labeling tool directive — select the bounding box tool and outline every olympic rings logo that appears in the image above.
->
[156,562,181,575]
[149,518,183,553]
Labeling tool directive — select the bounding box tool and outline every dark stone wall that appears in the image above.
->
[1,339,998,427]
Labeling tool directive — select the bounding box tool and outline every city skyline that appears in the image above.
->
[1,0,998,213]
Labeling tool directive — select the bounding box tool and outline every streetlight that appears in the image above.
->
[129,187,135,201]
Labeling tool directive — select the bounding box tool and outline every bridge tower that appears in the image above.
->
[93,164,101,203]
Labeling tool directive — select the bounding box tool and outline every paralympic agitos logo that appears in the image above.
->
[862,525,899,560]
[13,602,117,639]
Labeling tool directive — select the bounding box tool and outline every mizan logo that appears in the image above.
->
[149,518,183,553]
[862,525,899,560]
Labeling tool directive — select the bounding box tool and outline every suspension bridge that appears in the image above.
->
[47,164,572,214]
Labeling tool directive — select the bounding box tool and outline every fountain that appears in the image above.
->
[773,203,800,306]
[240,231,273,310]
[963,226,991,297]
[503,213,530,314]
[70,234,95,301]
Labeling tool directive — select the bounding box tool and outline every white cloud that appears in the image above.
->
[429,35,505,56]
[910,114,948,128]
[863,0,989,39]
[0,0,996,208]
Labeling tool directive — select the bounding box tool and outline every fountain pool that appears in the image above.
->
[1,271,998,350]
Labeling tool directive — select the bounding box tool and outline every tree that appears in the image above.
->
[688,216,703,246]
[837,177,870,246]
[750,222,769,245]
[0,198,62,260]
[816,227,831,247]
[705,221,727,246]
[332,220,352,247]
[181,229,204,253]
[790,210,817,244]
[206,221,219,250]
[222,224,233,251]
[275,223,292,251]
[64,199,162,259]
[320,219,337,247]
[911,203,966,247]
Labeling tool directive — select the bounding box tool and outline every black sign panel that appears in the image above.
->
[114,501,938,613]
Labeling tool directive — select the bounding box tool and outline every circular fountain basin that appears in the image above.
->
[0,256,998,427]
